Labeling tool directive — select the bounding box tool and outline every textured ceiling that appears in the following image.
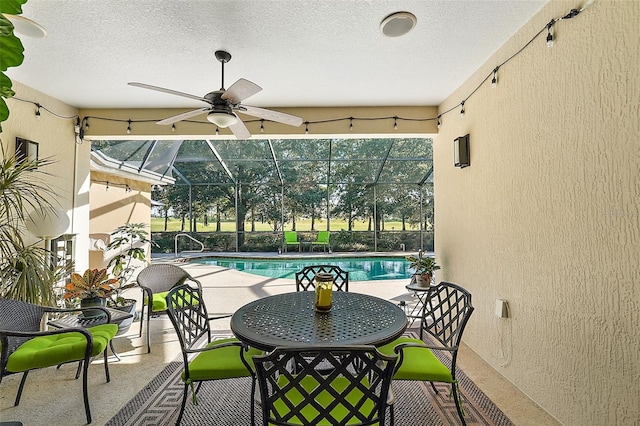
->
[8,0,548,110]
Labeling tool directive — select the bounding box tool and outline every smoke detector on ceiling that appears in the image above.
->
[380,12,417,37]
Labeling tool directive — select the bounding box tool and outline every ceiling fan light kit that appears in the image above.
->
[380,11,417,37]
[207,111,237,128]
[127,50,303,139]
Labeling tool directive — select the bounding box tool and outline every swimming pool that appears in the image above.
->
[191,256,412,281]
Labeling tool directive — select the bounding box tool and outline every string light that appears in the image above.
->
[393,117,398,131]
[305,122,309,134]
[215,127,219,135]
[546,21,555,47]
[171,124,176,132]
[92,180,135,192]
[12,5,590,139]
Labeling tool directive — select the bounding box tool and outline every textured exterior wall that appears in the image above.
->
[89,171,152,234]
[2,82,91,270]
[434,1,639,424]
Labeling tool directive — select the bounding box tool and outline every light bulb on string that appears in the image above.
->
[215,127,219,136]
[460,101,465,117]
[260,119,264,133]
[546,21,554,47]
[84,118,89,129]
[126,119,132,134]
[171,124,176,132]
[393,117,398,131]
[491,67,499,88]
[349,117,354,131]
[305,122,309,134]
[437,115,441,129]
[35,104,41,119]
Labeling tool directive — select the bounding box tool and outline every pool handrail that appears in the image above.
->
[174,233,205,257]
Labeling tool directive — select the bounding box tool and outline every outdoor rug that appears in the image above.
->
[106,331,513,426]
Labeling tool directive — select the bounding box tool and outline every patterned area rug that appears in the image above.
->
[106,331,512,426]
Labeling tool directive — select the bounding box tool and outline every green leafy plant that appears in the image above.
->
[0,145,66,305]
[0,0,27,131]
[106,222,151,306]
[62,268,118,300]
[406,250,440,277]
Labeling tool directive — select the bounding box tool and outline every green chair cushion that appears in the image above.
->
[182,338,261,382]
[148,289,200,312]
[270,375,378,425]
[150,291,169,312]
[378,337,454,383]
[6,324,117,373]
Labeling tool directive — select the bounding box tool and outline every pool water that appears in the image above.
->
[191,256,413,281]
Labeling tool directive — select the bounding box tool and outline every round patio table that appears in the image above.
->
[231,291,408,351]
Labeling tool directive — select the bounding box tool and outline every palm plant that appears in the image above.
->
[0,145,63,305]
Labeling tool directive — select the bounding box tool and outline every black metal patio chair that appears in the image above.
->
[253,345,397,426]
[165,284,261,425]
[378,281,474,425]
[295,264,349,292]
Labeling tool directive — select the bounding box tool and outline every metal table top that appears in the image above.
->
[231,291,408,351]
[48,307,133,329]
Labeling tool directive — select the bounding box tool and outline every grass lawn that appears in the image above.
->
[151,217,417,232]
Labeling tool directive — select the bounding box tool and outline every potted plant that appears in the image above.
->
[104,223,152,333]
[406,250,440,288]
[62,268,118,317]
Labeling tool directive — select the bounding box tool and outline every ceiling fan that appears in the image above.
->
[128,50,303,139]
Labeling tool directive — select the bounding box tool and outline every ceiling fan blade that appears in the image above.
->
[128,82,208,103]
[222,78,262,103]
[229,118,251,140]
[157,108,209,125]
[238,105,304,127]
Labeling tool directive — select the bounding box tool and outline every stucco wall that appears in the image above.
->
[2,82,91,270]
[89,171,152,234]
[434,1,639,424]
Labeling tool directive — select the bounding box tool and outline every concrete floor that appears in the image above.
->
[0,257,561,425]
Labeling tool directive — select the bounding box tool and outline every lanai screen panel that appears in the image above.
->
[92,137,433,187]
[272,139,330,185]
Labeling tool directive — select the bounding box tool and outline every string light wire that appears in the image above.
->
[9,4,592,136]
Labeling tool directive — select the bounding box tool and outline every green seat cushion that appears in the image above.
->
[182,338,261,382]
[378,337,453,382]
[150,291,169,311]
[6,324,117,373]
[269,375,379,425]
[148,289,200,312]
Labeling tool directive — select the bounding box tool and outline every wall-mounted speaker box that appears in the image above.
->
[454,134,470,168]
